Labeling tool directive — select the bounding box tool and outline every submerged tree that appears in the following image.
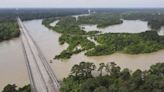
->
[71,62,96,79]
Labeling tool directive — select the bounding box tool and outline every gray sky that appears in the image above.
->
[1,0,164,8]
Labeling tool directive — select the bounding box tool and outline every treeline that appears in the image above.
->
[86,31,164,56]
[42,17,57,28]
[0,22,20,41]
[0,8,88,42]
[61,62,164,92]
[0,8,88,22]
[3,62,164,92]
[78,13,123,28]
[2,84,30,92]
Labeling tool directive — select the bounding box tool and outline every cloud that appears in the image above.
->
[0,0,164,8]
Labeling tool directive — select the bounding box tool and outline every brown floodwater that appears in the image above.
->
[0,18,164,91]
[0,38,29,90]
[23,19,164,80]
[80,20,164,35]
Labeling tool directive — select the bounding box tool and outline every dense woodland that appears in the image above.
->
[61,62,164,92]
[0,8,88,21]
[1,8,164,91]
[86,31,164,56]
[51,17,94,59]
[78,13,123,28]
[43,12,164,59]
[2,84,30,92]
[3,62,164,92]
[0,22,20,41]
[0,8,89,42]
[1,8,164,43]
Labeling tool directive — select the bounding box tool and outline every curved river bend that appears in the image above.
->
[0,19,164,90]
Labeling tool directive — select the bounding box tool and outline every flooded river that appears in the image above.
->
[0,38,29,90]
[80,20,150,33]
[23,19,164,80]
[0,18,164,90]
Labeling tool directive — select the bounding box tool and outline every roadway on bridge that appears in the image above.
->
[18,18,60,92]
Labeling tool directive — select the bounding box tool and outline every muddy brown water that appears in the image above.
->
[0,19,164,90]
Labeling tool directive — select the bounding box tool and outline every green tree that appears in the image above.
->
[70,62,96,78]
[2,84,17,92]
[93,86,108,92]
[120,68,131,81]
[80,78,99,92]
[98,63,106,76]
[105,62,121,78]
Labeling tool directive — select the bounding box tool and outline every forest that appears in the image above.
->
[2,84,30,92]
[60,62,164,92]
[43,12,164,59]
[0,8,88,22]
[0,8,88,42]
[0,22,20,41]
[43,16,94,59]
[86,31,164,56]
[78,13,123,28]
[3,62,164,92]
[1,8,164,57]
[1,8,164,92]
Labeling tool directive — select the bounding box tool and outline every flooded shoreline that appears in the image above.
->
[0,18,164,90]
[23,19,164,80]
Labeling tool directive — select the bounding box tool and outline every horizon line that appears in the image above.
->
[1,7,164,9]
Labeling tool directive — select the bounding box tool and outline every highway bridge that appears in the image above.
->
[17,18,60,92]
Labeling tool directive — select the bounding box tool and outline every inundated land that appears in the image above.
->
[43,13,164,59]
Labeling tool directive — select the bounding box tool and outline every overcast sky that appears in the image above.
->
[0,0,164,8]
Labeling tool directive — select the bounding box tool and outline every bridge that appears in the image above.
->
[17,18,60,92]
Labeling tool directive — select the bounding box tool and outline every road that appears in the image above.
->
[17,18,60,92]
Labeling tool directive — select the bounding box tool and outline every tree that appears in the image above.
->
[70,62,96,79]
[149,63,164,77]
[98,63,106,76]
[105,62,121,78]
[108,84,118,92]
[2,84,17,92]
[71,64,81,77]
[93,86,108,92]
[80,78,99,92]
[129,69,144,91]
[61,62,164,92]
[120,68,131,81]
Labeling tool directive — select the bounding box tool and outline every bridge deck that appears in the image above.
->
[18,18,59,92]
